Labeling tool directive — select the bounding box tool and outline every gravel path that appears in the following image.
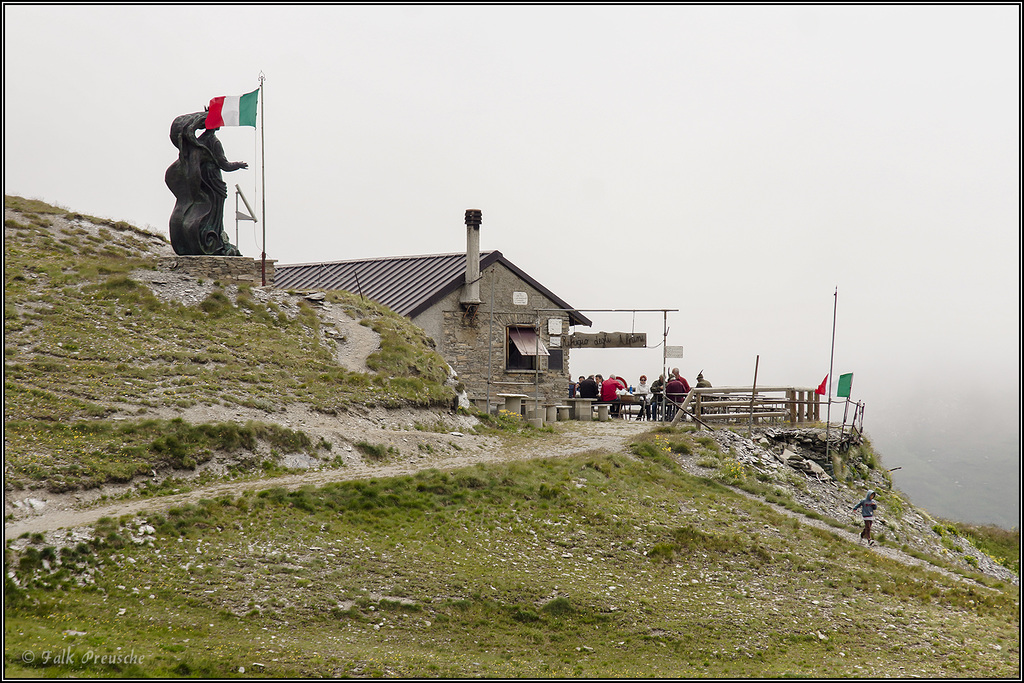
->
[5,412,1014,589]
[3,416,645,541]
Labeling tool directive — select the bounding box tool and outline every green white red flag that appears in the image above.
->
[205,89,258,128]
[815,375,828,395]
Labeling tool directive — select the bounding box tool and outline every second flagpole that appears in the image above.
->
[826,287,837,461]
[259,71,266,286]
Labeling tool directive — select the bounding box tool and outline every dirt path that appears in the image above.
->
[5,416,1014,589]
[724,484,1006,589]
[3,419,645,541]
[318,299,381,373]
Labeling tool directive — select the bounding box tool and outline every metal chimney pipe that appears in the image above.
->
[462,209,482,305]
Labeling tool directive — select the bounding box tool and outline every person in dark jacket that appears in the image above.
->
[577,375,599,400]
[853,490,879,546]
[649,374,665,421]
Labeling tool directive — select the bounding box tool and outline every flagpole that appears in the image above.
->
[747,354,759,439]
[826,287,837,461]
[259,71,266,286]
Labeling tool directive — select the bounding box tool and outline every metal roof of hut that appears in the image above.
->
[274,250,592,327]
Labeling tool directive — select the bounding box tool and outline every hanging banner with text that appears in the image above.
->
[567,332,647,349]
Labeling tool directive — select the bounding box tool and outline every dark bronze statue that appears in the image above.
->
[165,112,246,256]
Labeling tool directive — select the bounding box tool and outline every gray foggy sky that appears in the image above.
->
[4,5,1020,525]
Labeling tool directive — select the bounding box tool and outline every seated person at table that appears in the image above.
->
[649,374,665,421]
[601,374,627,416]
[578,375,600,400]
[665,370,690,419]
[670,367,691,392]
[634,375,652,421]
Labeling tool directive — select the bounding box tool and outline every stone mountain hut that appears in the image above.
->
[273,210,592,410]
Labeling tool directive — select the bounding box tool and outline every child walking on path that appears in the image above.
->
[853,490,879,546]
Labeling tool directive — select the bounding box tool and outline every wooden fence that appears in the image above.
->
[671,386,822,426]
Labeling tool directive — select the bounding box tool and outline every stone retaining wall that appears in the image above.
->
[157,256,276,286]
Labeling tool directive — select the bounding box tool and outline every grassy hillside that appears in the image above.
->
[4,445,1018,678]
[4,196,454,492]
[3,196,1019,677]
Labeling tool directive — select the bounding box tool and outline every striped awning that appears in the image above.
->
[509,328,549,356]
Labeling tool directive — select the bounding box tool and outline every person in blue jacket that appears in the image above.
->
[853,490,879,546]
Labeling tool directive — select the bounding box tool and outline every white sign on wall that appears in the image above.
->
[512,291,528,306]
[549,336,561,347]
[547,318,563,335]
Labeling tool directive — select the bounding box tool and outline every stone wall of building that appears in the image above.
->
[157,256,276,286]
[414,262,575,410]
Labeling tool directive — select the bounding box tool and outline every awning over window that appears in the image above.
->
[509,328,550,356]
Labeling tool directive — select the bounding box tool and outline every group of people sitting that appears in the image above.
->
[570,369,712,421]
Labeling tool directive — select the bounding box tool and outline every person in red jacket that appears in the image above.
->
[601,374,628,416]
[665,368,691,420]
[670,368,691,392]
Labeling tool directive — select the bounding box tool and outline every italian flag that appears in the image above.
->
[205,89,258,128]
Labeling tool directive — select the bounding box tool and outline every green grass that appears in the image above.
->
[4,196,455,492]
[945,521,1020,574]
[3,417,317,491]
[354,441,398,461]
[4,452,1018,678]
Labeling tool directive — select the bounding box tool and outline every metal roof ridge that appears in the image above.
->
[278,251,499,268]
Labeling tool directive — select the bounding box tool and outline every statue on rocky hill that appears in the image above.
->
[165,111,245,256]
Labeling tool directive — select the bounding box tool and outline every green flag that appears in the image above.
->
[837,373,853,398]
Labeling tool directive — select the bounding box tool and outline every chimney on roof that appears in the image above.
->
[461,209,482,306]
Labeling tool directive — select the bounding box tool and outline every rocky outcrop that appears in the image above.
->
[763,426,861,456]
[709,429,782,474]
[756,427,864,479]
[708,427,838,482]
